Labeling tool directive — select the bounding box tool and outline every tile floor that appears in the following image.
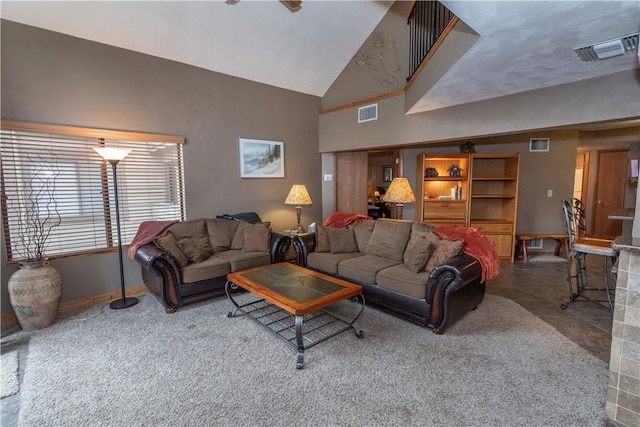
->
[0,256,615,426]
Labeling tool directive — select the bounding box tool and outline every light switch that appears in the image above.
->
[547,189,553,197]
[324,174,333,181]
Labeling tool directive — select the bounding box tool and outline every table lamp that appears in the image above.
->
[382,177,415,219]
[285,184,312,233]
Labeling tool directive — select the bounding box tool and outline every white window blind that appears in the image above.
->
[1,121,185,262]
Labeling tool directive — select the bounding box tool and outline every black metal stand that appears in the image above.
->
[561,251,615,311]
[109,161,138,310]
[225,280,364,369]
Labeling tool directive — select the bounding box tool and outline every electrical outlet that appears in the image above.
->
[324,174,333,181]
[547,189,553,197]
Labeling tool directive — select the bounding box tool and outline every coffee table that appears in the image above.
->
[226,262,365,369]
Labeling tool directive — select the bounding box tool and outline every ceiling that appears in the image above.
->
[1,1,639,116]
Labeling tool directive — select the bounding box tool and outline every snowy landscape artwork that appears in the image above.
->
[239,138,284,178]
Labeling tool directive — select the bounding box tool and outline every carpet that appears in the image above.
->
[1,351,19,398]
[18,293,608,426]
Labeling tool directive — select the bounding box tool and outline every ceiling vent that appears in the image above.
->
[530,138,550,152]
[358,103,378,123]
[574,32,639,61]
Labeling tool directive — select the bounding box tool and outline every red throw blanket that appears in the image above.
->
[324,212,373,228]
[434,226,500,282]
[127,220,177,260]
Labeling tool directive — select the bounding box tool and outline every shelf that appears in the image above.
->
[470,218,514,224]
[471,194,516,199]
[423,199,466,202]
[424,177,467,181]
[472,176,517,181]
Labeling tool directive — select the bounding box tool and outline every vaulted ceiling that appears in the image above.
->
[2,1,639,115]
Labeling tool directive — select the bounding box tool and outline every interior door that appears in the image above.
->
[335,151,368,214]
[592,149,627,237]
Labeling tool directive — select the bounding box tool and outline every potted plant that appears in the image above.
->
[6,155,62,331]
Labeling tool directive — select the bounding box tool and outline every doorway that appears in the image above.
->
[592,150,628,237]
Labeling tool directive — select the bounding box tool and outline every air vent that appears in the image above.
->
[574,32,639,61]
[530,138,550,152]
[358,103,378,123]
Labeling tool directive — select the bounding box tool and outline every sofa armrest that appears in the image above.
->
[292,233,316,267]
[270,232,291,263]
[135,243,180,273]
[427,253,482,302]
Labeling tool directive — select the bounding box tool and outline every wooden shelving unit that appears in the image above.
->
[416,154,470,227]
[469,153,520,261]
[416,152,520,262]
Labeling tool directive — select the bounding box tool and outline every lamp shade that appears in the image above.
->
[93,147,132,162]
[285,185,312,206]
[382,178,415,203]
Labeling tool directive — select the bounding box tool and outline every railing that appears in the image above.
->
[407,1,454,82]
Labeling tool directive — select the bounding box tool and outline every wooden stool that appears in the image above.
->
[515,233,569,262]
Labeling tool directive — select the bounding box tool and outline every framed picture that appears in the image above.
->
[239,138,284,178]
[383,165,393,182]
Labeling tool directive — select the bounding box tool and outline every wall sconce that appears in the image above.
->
[284,184,312,233]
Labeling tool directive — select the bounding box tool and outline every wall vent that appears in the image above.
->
[530,138,550,152]
[527,239,543,250]
[358,103,378,123]
[574,32,639,61]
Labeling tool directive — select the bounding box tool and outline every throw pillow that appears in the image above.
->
[153,232,189,267]
[353,220,375,252]
[365,219,413,261]
[206,219,239,252]
[328,228,359,254]
[424,234,464,273]
[315,225,331,253]
[231,221,271,250]
[404,237,433,274]
[177,237,211,263]
[242,227,271,252]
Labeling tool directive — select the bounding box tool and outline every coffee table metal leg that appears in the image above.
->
[295,315,305,369]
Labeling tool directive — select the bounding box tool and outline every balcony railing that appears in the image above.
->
[407,1,454,82]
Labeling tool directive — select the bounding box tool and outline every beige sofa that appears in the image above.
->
[294,218,487,334]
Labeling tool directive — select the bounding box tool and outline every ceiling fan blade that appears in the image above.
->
[282,1,302,12]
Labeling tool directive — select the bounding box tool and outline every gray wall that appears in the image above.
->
[1,20,322,315]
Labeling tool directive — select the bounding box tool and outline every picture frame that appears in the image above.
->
[383,165,393,182]
[239,138,284,178]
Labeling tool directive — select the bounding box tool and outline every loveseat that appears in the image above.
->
[134,214,290,312]
[295,218,496,334]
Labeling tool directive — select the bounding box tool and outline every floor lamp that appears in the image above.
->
[94,147,139,309]
[382,177,416,220]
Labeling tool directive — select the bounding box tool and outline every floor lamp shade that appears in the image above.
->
[285,184,312,233]
[382,178,415,219]
[93,147,138,309]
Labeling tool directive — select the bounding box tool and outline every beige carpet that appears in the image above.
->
[18,293,608,426]
[1,351,19,399]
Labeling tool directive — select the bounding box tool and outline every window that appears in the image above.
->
[1,121,186,262]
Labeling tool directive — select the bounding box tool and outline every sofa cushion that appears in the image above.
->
[315,225,331,252]
[231,221,270,250]
[376,264,431,300]
[338,254,402,284]
[180,255,230,284]
[411,222,435,234]
[365,219,412,261]
[307,252,364,275]
[206,219,239,252]
[403,238,433,274]
[424,232,464,273]
[167,219,207,240]
[154,232,189,267]
[177,236,213,263]
[353,220,375,252]
[328,228,358,253]
[214,250,271,272]
[242,227,271,252]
